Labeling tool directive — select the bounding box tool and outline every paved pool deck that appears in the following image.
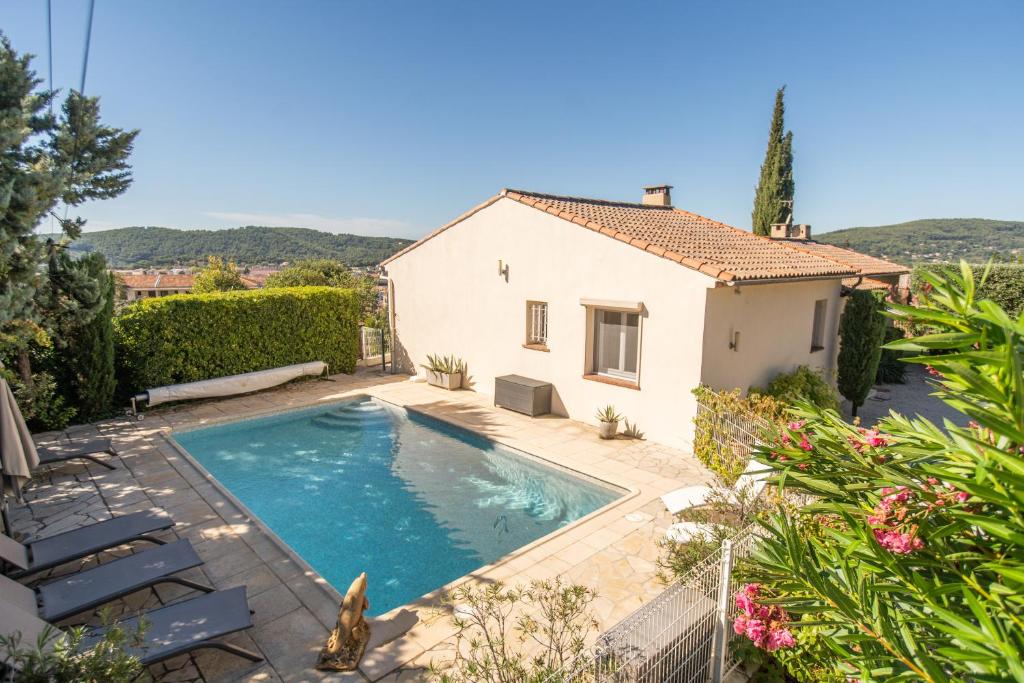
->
[10,370,711,682]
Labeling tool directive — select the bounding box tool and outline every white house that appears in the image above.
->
[382,186,907,449]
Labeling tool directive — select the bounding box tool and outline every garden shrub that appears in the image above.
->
[4,369,76,432]
[750,365,839,412]
[912,262,1024,315]
[737,263,1024,680]
[874,325,906,384]
[691,386,785,483]
[432,578,598,683]
[0,608,144,682]
[114,286,360,392]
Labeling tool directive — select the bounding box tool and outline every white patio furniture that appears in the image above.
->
[660,458,771,515]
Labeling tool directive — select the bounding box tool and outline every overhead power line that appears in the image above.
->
[79,0,95,94]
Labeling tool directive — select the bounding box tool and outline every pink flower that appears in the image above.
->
[865,429,888,448]
[735,593,755,615]
[745,619,767,645]
[799,437,813,452]
[733,614,749,635]
[955,491,970,503]
[788,420,806,431]
[873,528,923,554]
[766,628,796,651]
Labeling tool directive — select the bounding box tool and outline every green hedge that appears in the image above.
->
[114,286,360,391]
[912,263,1024,316]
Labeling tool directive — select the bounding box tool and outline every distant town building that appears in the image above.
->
[119,273,195,300]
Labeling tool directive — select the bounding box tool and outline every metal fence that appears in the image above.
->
[539,528,759,683]
[694,398,774,471]
[590,528,758,683]
[360,326,386,360]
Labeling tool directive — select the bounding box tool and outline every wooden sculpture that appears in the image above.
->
[316,572,371,671]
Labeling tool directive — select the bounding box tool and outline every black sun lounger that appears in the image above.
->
[39,539,211,622]
[0,587,261,672]
[1,539,212,623]
[0,509,174,579]
[35,437,118,471]
[84,587,262,667]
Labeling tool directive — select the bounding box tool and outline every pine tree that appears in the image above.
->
[0,33,137,390]
[837,290,887,416]
[751,87,795,236]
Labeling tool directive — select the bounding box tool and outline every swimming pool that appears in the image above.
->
[173,397,621,615]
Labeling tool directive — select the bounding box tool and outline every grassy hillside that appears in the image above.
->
[817,218,1024,264]
[69,226,414,268]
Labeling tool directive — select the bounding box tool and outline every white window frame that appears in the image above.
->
[526,301,549,346]
[592,308,641,383]
[810,299,827,352]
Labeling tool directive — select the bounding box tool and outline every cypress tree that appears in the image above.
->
[55,253,116,421]
[837,290,887,416]
[751,87,795,236]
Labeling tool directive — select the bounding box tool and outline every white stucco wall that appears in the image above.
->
[385,197,717,449]
[699,278,843,393]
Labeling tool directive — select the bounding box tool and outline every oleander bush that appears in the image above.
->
[737,263,1024,681]
[114,286,360,392]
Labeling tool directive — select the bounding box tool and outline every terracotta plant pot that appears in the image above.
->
[598,420,619,439]
[426,370,462,390]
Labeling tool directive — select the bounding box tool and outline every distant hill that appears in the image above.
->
[69,226,415,268]
[818,219,1024,264]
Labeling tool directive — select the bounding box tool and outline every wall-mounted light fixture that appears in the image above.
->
[729,330,740,351]
[498,259,509,282]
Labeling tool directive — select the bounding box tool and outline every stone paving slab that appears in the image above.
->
[6,370,711,681]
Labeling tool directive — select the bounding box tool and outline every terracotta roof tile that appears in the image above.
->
[504,190,856,281]
[383,188,871,283]
[120,274,194,289]
[782,240,909,277]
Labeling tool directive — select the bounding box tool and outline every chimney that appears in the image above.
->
[642,185,672,207]
[770,223,812,240]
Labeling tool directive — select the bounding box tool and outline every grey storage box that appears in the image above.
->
[495,375,552,417]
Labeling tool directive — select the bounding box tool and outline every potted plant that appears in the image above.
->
[595,405,622,439]
[421,354,465,390]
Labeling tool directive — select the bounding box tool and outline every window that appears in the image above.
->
[593,309,640,381]
[526,301,548,348]
[810,299,827,351]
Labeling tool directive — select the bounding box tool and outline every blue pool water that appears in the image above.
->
[174,397,620,615]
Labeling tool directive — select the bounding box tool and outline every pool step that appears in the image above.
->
[310,403,390,430]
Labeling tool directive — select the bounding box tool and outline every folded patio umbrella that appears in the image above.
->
[0,377,38,502]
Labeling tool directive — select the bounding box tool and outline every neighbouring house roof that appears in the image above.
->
[120,274,194,289]
[383,189,910,284]
[780,240,909,278]
[842,276,896,291]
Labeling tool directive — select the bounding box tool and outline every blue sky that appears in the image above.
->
[5,1,1023,239]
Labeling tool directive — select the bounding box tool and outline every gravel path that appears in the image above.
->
[845,364,968,429]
